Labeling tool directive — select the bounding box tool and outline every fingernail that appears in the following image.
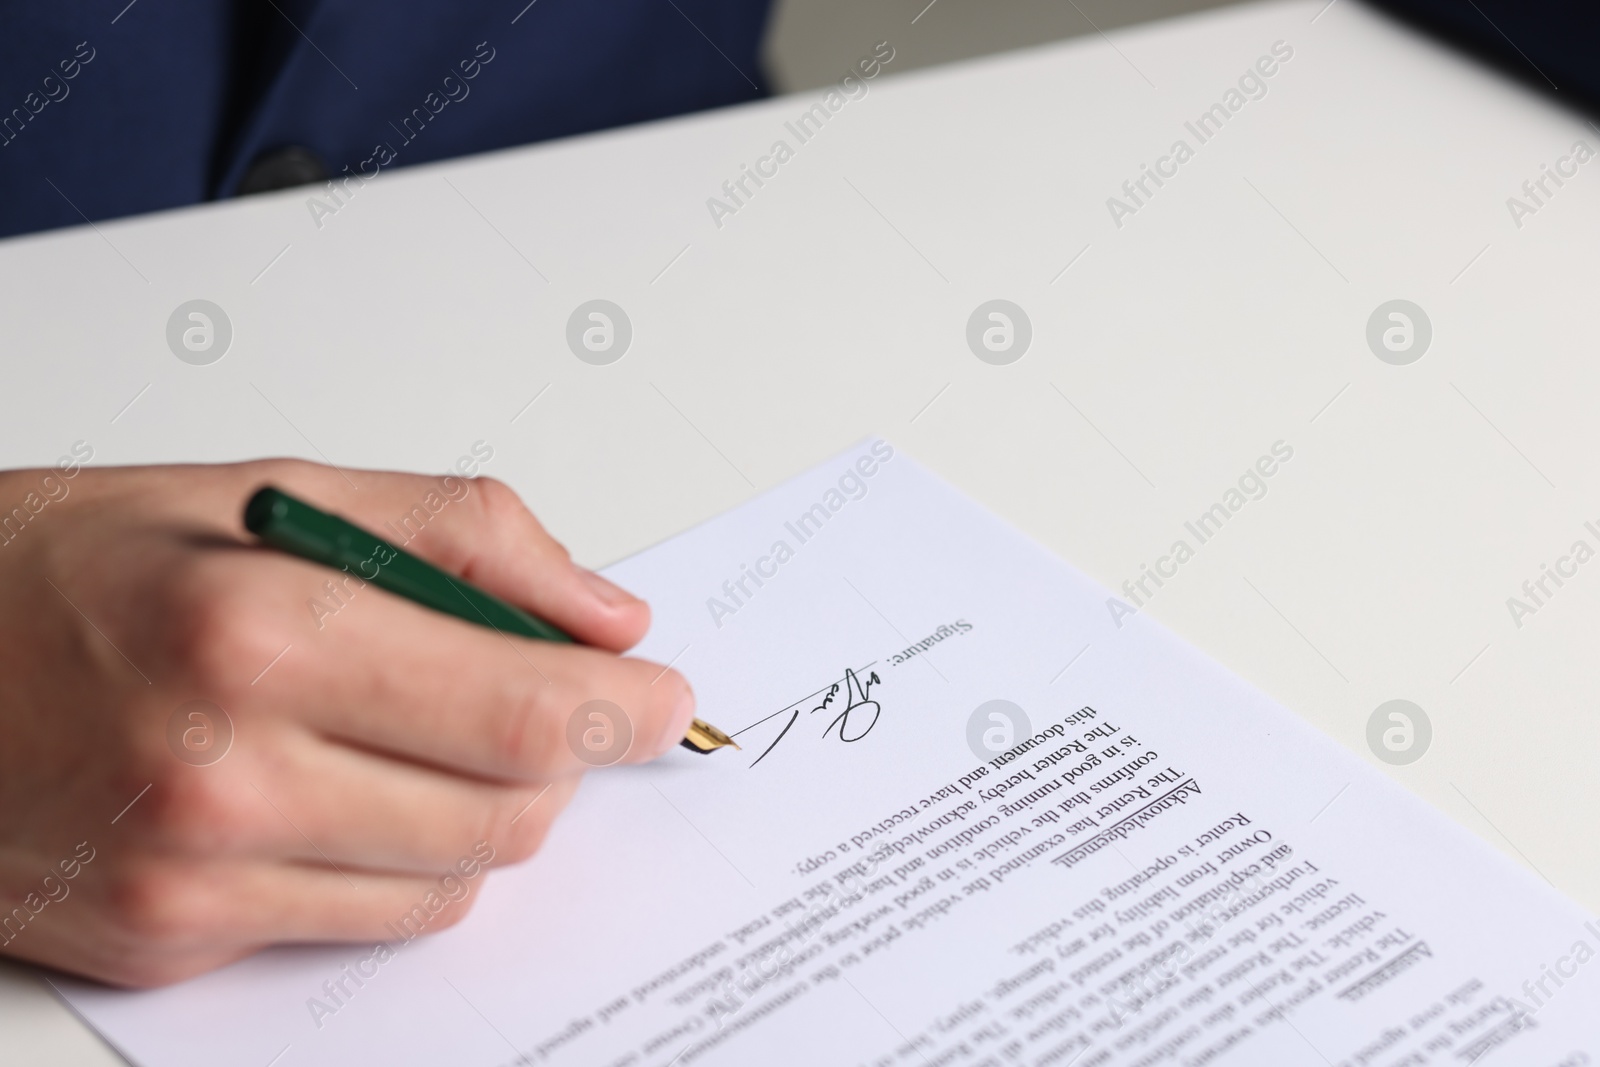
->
[656,679,698,757]
[577,566,635,607]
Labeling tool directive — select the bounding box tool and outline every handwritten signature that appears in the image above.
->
[749,667,883,767]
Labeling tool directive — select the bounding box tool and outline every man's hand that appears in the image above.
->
[0,459,695,987]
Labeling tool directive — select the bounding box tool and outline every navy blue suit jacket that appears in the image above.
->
[0,0,772,239]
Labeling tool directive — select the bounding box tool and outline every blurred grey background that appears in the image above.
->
[764,0,1245,90]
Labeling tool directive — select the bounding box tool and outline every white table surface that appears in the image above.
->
[4,1,1598,1060]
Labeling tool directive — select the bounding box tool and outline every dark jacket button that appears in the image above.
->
[237,145,329,195]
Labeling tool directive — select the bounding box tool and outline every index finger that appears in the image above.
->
[242,460,649,653]
[214,549,698,780]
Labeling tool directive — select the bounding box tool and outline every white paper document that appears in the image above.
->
[58,440,1599,1066]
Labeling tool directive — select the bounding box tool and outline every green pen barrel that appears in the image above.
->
[243,485,572,644]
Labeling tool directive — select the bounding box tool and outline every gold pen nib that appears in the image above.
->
[680,718,741,754]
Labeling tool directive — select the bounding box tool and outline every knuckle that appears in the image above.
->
[472,477,565,558]
[389,882,476,935]
[159,561,284,700]
[471,477,522,521]
[243,457,356,505]
[141,770,254,853]
[492,790,562,863]
[428,895,476,932]
[99,956,198,989]
[243,456,319,485]
[492,685,567,776]
[101,866,210,945]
